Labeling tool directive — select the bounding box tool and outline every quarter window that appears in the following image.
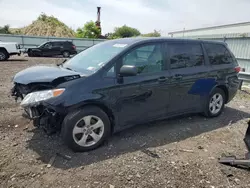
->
[122,44,163,74]
[204,43,234,65]
[168,43,204,69]
[52,42,62,47]
[106,66,115,77]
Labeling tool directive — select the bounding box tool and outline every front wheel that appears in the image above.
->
[61,106,111,152]
[204,88,225,117]
[28,51,33,57]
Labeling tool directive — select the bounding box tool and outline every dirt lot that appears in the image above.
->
[1,56,250,188]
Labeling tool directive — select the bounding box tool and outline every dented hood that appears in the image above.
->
[13,65,81,84]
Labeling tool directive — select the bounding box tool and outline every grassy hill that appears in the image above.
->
[11,13,76,37]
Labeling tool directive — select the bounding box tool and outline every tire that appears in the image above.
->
[62,51,70,58]
[204,88,226,117]
[28,52,33,57]
[61,106,111,152]
[0,50,9,61]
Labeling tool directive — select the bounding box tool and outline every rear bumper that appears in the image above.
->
[227,78,241,103]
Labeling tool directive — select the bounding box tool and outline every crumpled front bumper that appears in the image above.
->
[22,102,65,134]
[10,84,65,134]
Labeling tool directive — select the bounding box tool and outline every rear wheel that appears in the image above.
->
[61,106,111,152]
[204,88,225,117]
[0,50,9,61]
[62,51,70,58]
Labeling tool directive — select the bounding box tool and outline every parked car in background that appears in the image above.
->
[0,41,21,61]
[11,37,241,152]
[27,40,77,58]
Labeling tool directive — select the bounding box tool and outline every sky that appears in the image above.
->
[0,0,250,36]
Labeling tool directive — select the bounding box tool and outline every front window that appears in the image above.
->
[122,43,163,74]
[38,42,48,48]
[62,41,129,74]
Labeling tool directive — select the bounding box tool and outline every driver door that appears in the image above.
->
[116,42,171,127]
[41,42,53,56]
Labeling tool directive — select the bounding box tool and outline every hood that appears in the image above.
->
[28,47,40,51]
[0,42,18,45]
[13,65,82,85]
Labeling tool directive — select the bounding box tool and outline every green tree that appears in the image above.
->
[112,25,141,38]
[142,30,161,37]
[0,25,11,34]
[104,32,114,39]
[76,21,101,38]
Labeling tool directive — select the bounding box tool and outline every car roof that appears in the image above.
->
[49,40,73,43]
[108,37,226,45]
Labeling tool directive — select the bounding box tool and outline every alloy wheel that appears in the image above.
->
[63,51,70,57]
[72,115,105,147]
[209,93,223,115]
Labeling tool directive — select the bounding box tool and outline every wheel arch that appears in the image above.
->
[216,85,229,103]
[0,47,9,60]
[0,47,9,55]
[77,101,115,133]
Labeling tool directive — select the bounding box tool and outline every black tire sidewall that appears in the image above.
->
[61,106,111,152]
[205,88,225,117]
[0,51,8,61]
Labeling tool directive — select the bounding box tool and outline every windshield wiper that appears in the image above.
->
[65,67,73,71]
[56,59,67,67]
[62,66,77,72]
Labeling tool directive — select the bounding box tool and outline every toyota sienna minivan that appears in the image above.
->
[11,37,241,152]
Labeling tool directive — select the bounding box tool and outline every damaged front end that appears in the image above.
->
[11,83,66,135]
[10,64,83,135]
[25,105,63,135]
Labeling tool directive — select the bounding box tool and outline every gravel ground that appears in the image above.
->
[1,56,250,188]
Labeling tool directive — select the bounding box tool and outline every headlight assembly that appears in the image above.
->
[20,88,65,107]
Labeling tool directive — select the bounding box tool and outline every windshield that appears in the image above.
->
[38,42,47,48]
[62,40,129,74]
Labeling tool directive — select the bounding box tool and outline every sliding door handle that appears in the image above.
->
[158,76,167,82]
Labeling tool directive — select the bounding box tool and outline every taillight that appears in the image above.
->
[234,66,241,73]
[72,45,76,49]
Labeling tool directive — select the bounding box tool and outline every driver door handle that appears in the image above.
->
[173,74,183,80]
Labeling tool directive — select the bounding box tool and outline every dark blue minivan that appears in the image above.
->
[11,37,241,152]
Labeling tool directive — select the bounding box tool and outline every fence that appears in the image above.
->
[1,33,250,72]
[173,33,250,72]
[0,34,107,53]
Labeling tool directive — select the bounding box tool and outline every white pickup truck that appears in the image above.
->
[0,41,21,61]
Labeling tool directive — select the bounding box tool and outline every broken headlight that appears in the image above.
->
[20,88,65,107]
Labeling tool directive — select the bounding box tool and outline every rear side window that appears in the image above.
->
[64,42,73,46]
[52,42,62,47]
[204,43,235,65]
[168,43,204,69]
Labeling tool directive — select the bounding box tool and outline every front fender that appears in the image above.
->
[45,91,106,114]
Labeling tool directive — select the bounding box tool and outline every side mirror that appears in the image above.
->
[119,65,137,77]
